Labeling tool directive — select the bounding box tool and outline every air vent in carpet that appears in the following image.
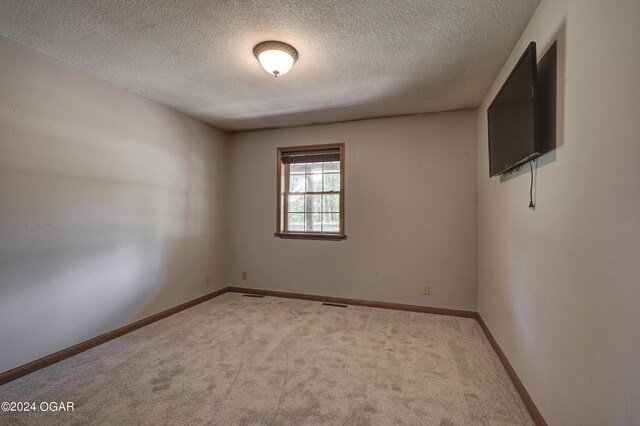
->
[322,302,347,308]
[242,294,265,298]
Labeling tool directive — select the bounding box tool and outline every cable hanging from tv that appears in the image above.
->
[505,160,536,210]
[528,160,536,210]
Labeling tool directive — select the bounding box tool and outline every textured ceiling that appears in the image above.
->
[0,0,539,132]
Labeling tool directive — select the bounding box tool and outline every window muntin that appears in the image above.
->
[277,144,345,240]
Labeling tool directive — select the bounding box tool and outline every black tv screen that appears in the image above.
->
[488,42,540,177]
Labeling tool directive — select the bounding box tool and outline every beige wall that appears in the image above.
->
[228,112,477,311]
[0,36,228,373]
[476,0,640,424]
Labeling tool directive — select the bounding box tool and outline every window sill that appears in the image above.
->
[274,232,347,241]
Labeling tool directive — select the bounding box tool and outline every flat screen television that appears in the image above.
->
[488,42,540,177]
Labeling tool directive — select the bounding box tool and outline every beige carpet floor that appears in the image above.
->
[0,293,533,425]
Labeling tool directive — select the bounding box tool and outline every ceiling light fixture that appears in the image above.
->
[253,41,299,77]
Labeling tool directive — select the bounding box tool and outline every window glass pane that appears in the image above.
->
[289,174,305,193]
[305,194,322,212]
[306,173,323,192]
[322,213,340,232]
[288,195,304,212]
[323,174,340,192]
[322,194,340,213]
[306,163,323,174]
[288,213,304,231]
[323,161,340,173]
[289,164,306,174]
[307,213,323,232]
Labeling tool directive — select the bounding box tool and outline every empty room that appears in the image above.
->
[1,0,638,425]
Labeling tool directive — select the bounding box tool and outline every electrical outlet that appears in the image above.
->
[242,272,247,280]
[422,284,430,295]
[206,274,210,285]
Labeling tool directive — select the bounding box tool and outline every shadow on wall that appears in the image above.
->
[0,114,222,373]
[500,20,566,184]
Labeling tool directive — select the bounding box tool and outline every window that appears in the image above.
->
[276,143,345,240]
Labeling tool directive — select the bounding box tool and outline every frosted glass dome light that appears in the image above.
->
[254,41,299,77]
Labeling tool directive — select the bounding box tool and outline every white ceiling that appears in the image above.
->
[0,0,539,132]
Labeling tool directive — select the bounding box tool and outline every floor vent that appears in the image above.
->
[322,302,348,308]
[242,294,265,298]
